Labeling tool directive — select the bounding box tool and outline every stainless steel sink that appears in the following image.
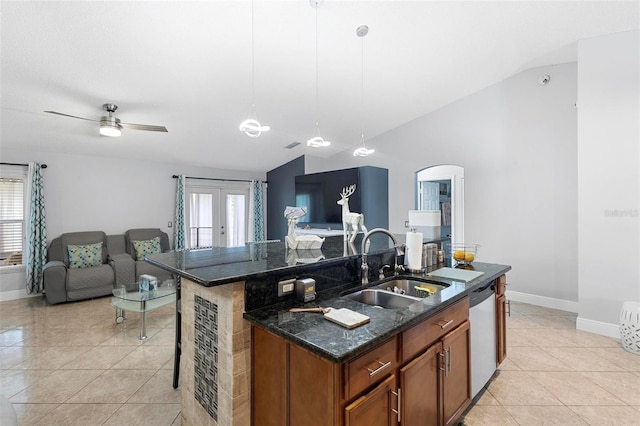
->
[373,278,449,298]
[342,289,422,309]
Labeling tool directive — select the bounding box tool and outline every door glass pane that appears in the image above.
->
[419,181,440,210]
[226,194,246,247]
[189,193,213,248]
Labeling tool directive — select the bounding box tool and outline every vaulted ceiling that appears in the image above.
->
[1,1,638,173]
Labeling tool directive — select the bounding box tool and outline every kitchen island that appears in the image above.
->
[146,235,510,425]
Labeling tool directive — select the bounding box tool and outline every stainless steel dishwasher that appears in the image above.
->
[469,280,497,398]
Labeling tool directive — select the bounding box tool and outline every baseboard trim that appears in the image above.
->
[576,317,620,339]
[505,290,579,313]
[0,289,40,302]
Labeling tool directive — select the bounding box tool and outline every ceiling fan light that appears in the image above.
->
[307,136,331,148]
[353,147,374,157]
[99,123,121,137]
[240,118,270,138]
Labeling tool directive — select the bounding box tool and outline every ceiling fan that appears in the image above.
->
[44,103,168,137]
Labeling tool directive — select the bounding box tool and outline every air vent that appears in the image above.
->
[284,142,301,149]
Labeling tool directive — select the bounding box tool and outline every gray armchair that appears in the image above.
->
[43,231,115,304]
[109,228,173,289]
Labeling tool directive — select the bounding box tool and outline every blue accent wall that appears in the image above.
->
[266,156,305,241]
[267,159,388,240]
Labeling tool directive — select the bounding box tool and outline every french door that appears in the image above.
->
[185,183,249,248]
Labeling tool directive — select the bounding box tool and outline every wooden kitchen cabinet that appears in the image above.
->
[345,375,398,426]
[251,296,470,426]
[399,321,471,426]
[496,274,507,365]
[441,320,471,426]
[252,325,287,426]
[399,343,440,426]
[400,297,470,426]
[252,326,397,426]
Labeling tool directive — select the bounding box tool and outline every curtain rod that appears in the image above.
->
[0,162,47,168]
[172,175,266,184]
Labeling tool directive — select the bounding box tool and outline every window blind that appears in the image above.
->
[0,177,24,257]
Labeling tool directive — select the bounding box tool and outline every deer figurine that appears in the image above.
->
[337,184,368,243]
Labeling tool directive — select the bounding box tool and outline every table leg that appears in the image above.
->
[140,299,147,340]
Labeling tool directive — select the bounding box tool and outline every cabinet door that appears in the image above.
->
[345,375,398,426]
[496,294,507,365]
[441,321,471,426]
[400,343,441,426]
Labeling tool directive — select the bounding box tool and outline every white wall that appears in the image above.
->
[0,148,264,299]
[577,29,640,337]
[307,62,579,306]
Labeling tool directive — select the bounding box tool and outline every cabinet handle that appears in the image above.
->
[391,388,401,423]
[442,349,450,376]
[439,351,446,372]
[506,300,511,317]
[446,346,452,374]
[438,319,454,329]
[367,360,391,377]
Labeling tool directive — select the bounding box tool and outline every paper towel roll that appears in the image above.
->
[405,231,423,271]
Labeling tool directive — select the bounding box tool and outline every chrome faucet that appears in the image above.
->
[360,228,405,285]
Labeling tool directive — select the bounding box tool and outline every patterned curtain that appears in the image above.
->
[250,180,265,242]
[26,163,47,294]
[174,175,186,250]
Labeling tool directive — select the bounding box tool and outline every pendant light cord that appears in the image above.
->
[314,1,319,133]
[360,33,365,145]
[251,0,255,110]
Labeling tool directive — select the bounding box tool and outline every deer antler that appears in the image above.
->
[341,184,356,198]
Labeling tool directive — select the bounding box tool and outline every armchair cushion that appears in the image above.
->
[132,237,161,261]
[125,228,170,257]
[67,241,104,269]
[61,231,108,266]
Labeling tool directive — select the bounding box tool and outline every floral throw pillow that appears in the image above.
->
[67,242,103,269]
[132,236,161,261]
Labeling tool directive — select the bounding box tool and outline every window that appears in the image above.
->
[0,165,27,265]
[185,181,249,248]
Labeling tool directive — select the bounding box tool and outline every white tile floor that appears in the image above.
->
[0,295,180,425]
[461,301,640,426]
[1,296,638,425]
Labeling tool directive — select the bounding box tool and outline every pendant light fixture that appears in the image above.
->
[307,0,330,148]
[240,0,269,138]
[353,25,374,157]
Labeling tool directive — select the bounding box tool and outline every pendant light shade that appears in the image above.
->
[307,0,330,148]
[240,0,268,138]
[353,146,374,157]
[239,118,270,138]
[307,135,331,148]
[353,25,374,157]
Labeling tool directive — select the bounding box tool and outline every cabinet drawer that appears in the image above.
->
[402,296,469,362]
[346,336,398,400]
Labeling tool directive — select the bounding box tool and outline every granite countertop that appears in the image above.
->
[144,232,510,363]
[243,262,511,363]
[145,234,401,287]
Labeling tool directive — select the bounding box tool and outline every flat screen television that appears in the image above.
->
[294,168,361,228]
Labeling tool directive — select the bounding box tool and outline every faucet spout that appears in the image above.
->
[360,228,404,285]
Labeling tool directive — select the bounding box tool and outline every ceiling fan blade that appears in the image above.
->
[44,111,98,122]
[120,122,168,132]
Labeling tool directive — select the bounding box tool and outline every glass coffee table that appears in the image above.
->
[111,282,176,340]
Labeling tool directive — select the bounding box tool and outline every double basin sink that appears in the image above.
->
[342,276,449,309]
